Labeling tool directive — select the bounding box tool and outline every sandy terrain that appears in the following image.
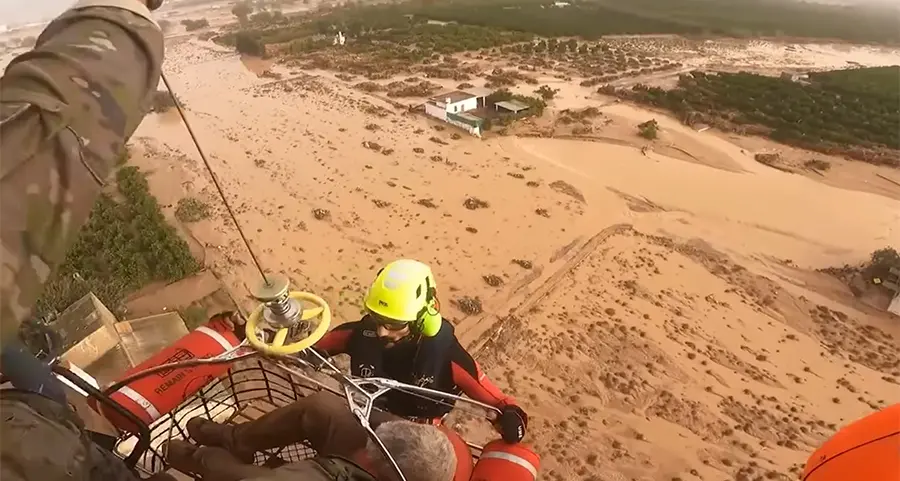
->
[118,29,900,480]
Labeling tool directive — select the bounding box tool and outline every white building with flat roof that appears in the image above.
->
[424,90,486,137]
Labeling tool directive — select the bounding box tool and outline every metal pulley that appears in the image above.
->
[251,274,304,329]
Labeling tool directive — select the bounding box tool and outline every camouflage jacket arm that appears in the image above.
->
[0,0,164,344]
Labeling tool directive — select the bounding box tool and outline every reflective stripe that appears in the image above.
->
[196,326,234,351]
[481,451,538,479]
[118,386,161,421]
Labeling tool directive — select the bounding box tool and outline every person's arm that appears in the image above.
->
[449,339,529,443]
[0,0,164,344]
[449,342,517,409]
[313,321,359,356]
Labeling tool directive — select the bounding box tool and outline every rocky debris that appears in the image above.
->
[463,197,489,210]
[549,180,586,203]
[483,274,504,287]
[362,140,382,152]
[415,198,438,209]
[453,296,483,315]
[312,208,330,220]
[512,259,533,269]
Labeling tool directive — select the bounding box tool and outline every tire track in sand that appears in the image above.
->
[459,223,634,355]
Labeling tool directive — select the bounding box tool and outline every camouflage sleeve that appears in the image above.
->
[0,0,164,345]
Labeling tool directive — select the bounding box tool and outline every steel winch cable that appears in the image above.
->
[160,71,270,286]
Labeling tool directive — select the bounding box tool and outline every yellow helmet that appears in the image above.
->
[364,259,442,337]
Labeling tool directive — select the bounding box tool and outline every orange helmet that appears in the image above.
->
[803,403,899,481]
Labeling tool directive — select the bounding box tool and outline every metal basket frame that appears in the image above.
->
[113,358,324,477]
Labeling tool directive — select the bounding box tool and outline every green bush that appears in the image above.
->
[638,119,659,139]
[34,166,201,317]
[175,197,212,223]
[621,68,900,165]
[235,32,267,56]
[182,18,210,32]
[863,248,900,285]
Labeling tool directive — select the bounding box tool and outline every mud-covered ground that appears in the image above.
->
[126,34,900,481]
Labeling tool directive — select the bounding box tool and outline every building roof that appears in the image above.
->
[429,90,476,105]
[495,100,530,113]
[460,86,492,98]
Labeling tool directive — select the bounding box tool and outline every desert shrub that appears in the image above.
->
[535,85,559,100]
[232,0,253,22]
[175,198,212,223]
[235,32,267,56]
[804,159,832,171]
[638,119,658,139]
[182,18,210,31]
[149,90,178,113]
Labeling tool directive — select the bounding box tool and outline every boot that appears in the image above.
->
[186,418,255,464]
[162,440,202,475]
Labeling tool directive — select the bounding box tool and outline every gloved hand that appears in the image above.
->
[496,405,528,443]
[209,311,246,341]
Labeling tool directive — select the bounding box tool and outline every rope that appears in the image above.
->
[160,71,270,286]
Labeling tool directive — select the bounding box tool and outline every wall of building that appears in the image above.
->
[445,117,481,137]
[425,102,448,120]
[889,292,900,317]
[447,97,478,113]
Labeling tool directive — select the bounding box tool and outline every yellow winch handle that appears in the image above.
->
[245,291,331,355]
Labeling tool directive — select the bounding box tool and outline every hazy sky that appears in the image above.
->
[1,0,75,26]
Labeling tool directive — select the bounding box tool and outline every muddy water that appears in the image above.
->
[136,41,900,314]
[125,33,900,481]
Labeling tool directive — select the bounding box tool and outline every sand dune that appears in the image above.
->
[131,38,900,480]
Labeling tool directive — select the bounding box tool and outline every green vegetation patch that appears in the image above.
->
[808,66,900,103]
[175,197,212,223]
[411,0,900,43]
[182,18,210,32]
[35,166,201,316]
[619,67,900,166]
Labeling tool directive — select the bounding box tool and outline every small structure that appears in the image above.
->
[885,267,900,316]
[424,90,486,137]
[115,312,190,366]
[54,292,191,386]
[494,99,530,114]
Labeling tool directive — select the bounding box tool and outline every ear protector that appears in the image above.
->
[414,276,442,338]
